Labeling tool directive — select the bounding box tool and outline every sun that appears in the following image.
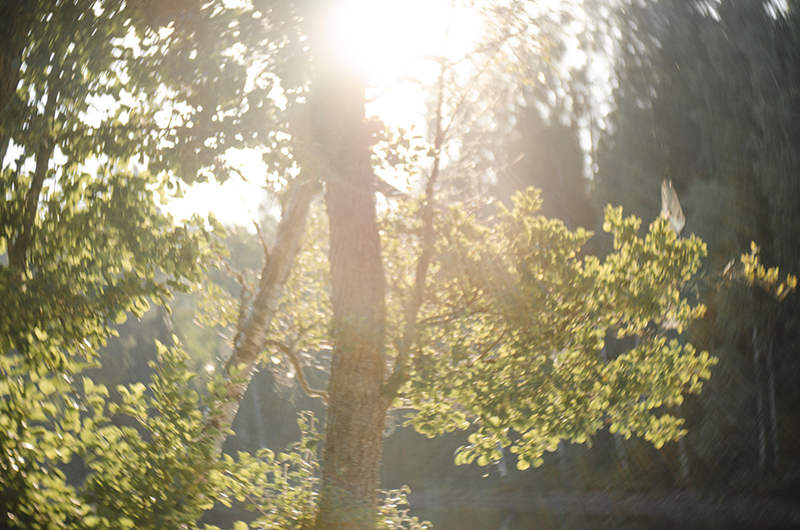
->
[330,0,484,81]
[169,0,484,226]
[330,0,479,78]
[330,0,485,193]
[328,0,484,118]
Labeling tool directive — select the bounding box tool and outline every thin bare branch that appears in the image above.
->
[265,339,329,405]
[383,60,448,401]
[246,200,271,263]
[468,329,507,367]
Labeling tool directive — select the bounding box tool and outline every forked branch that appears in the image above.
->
[265,339,329,405]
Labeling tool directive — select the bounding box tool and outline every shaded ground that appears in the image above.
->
[408,489,800,529]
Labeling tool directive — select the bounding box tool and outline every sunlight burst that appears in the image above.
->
[329,0,483,82]
[330,0,484,126]
[170,1,485,227]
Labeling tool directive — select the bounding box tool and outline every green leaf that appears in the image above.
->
[38,378,55,396]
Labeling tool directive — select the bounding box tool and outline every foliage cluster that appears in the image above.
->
[385,190,713,469]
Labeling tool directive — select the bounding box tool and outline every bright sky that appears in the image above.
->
[167,0,485,227]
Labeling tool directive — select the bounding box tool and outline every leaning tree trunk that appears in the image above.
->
[311,55,388,530]
[205,179,314,454]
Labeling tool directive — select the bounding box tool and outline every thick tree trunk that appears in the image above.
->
[310,55,388,530]
[317,168,387,528]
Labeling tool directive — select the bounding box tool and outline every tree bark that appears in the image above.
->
[317,170,387,529]
[8,67,58,272]
[206,179,314,455]
[310,56,388,530]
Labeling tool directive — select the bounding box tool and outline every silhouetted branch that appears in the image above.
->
[265,339,329,405]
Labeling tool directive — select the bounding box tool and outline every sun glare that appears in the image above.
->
[166,149,268,227]
[335,0,486,194]
[170,1,485,227]
[331,0,484,124]
[330,0,483,81]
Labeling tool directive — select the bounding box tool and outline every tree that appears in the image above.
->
[0,0,282,527]
[233,3,716,526]
[0,1,740,529]
[593,0,800,493]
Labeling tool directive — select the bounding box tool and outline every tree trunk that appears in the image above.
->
[0,3,36,167]
[206,180,314,454]
[678,431,690,482]
[8,67,58,272]
[753,324,767,473]
[0,43,21,166]
[317,169,387,528]
[311,57,388,530]
[602,348,630,472]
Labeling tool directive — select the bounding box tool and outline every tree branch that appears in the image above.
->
[383,60,448,401]
[467,329,507,367]
[265,339,328,405]
[9,117,56,271]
